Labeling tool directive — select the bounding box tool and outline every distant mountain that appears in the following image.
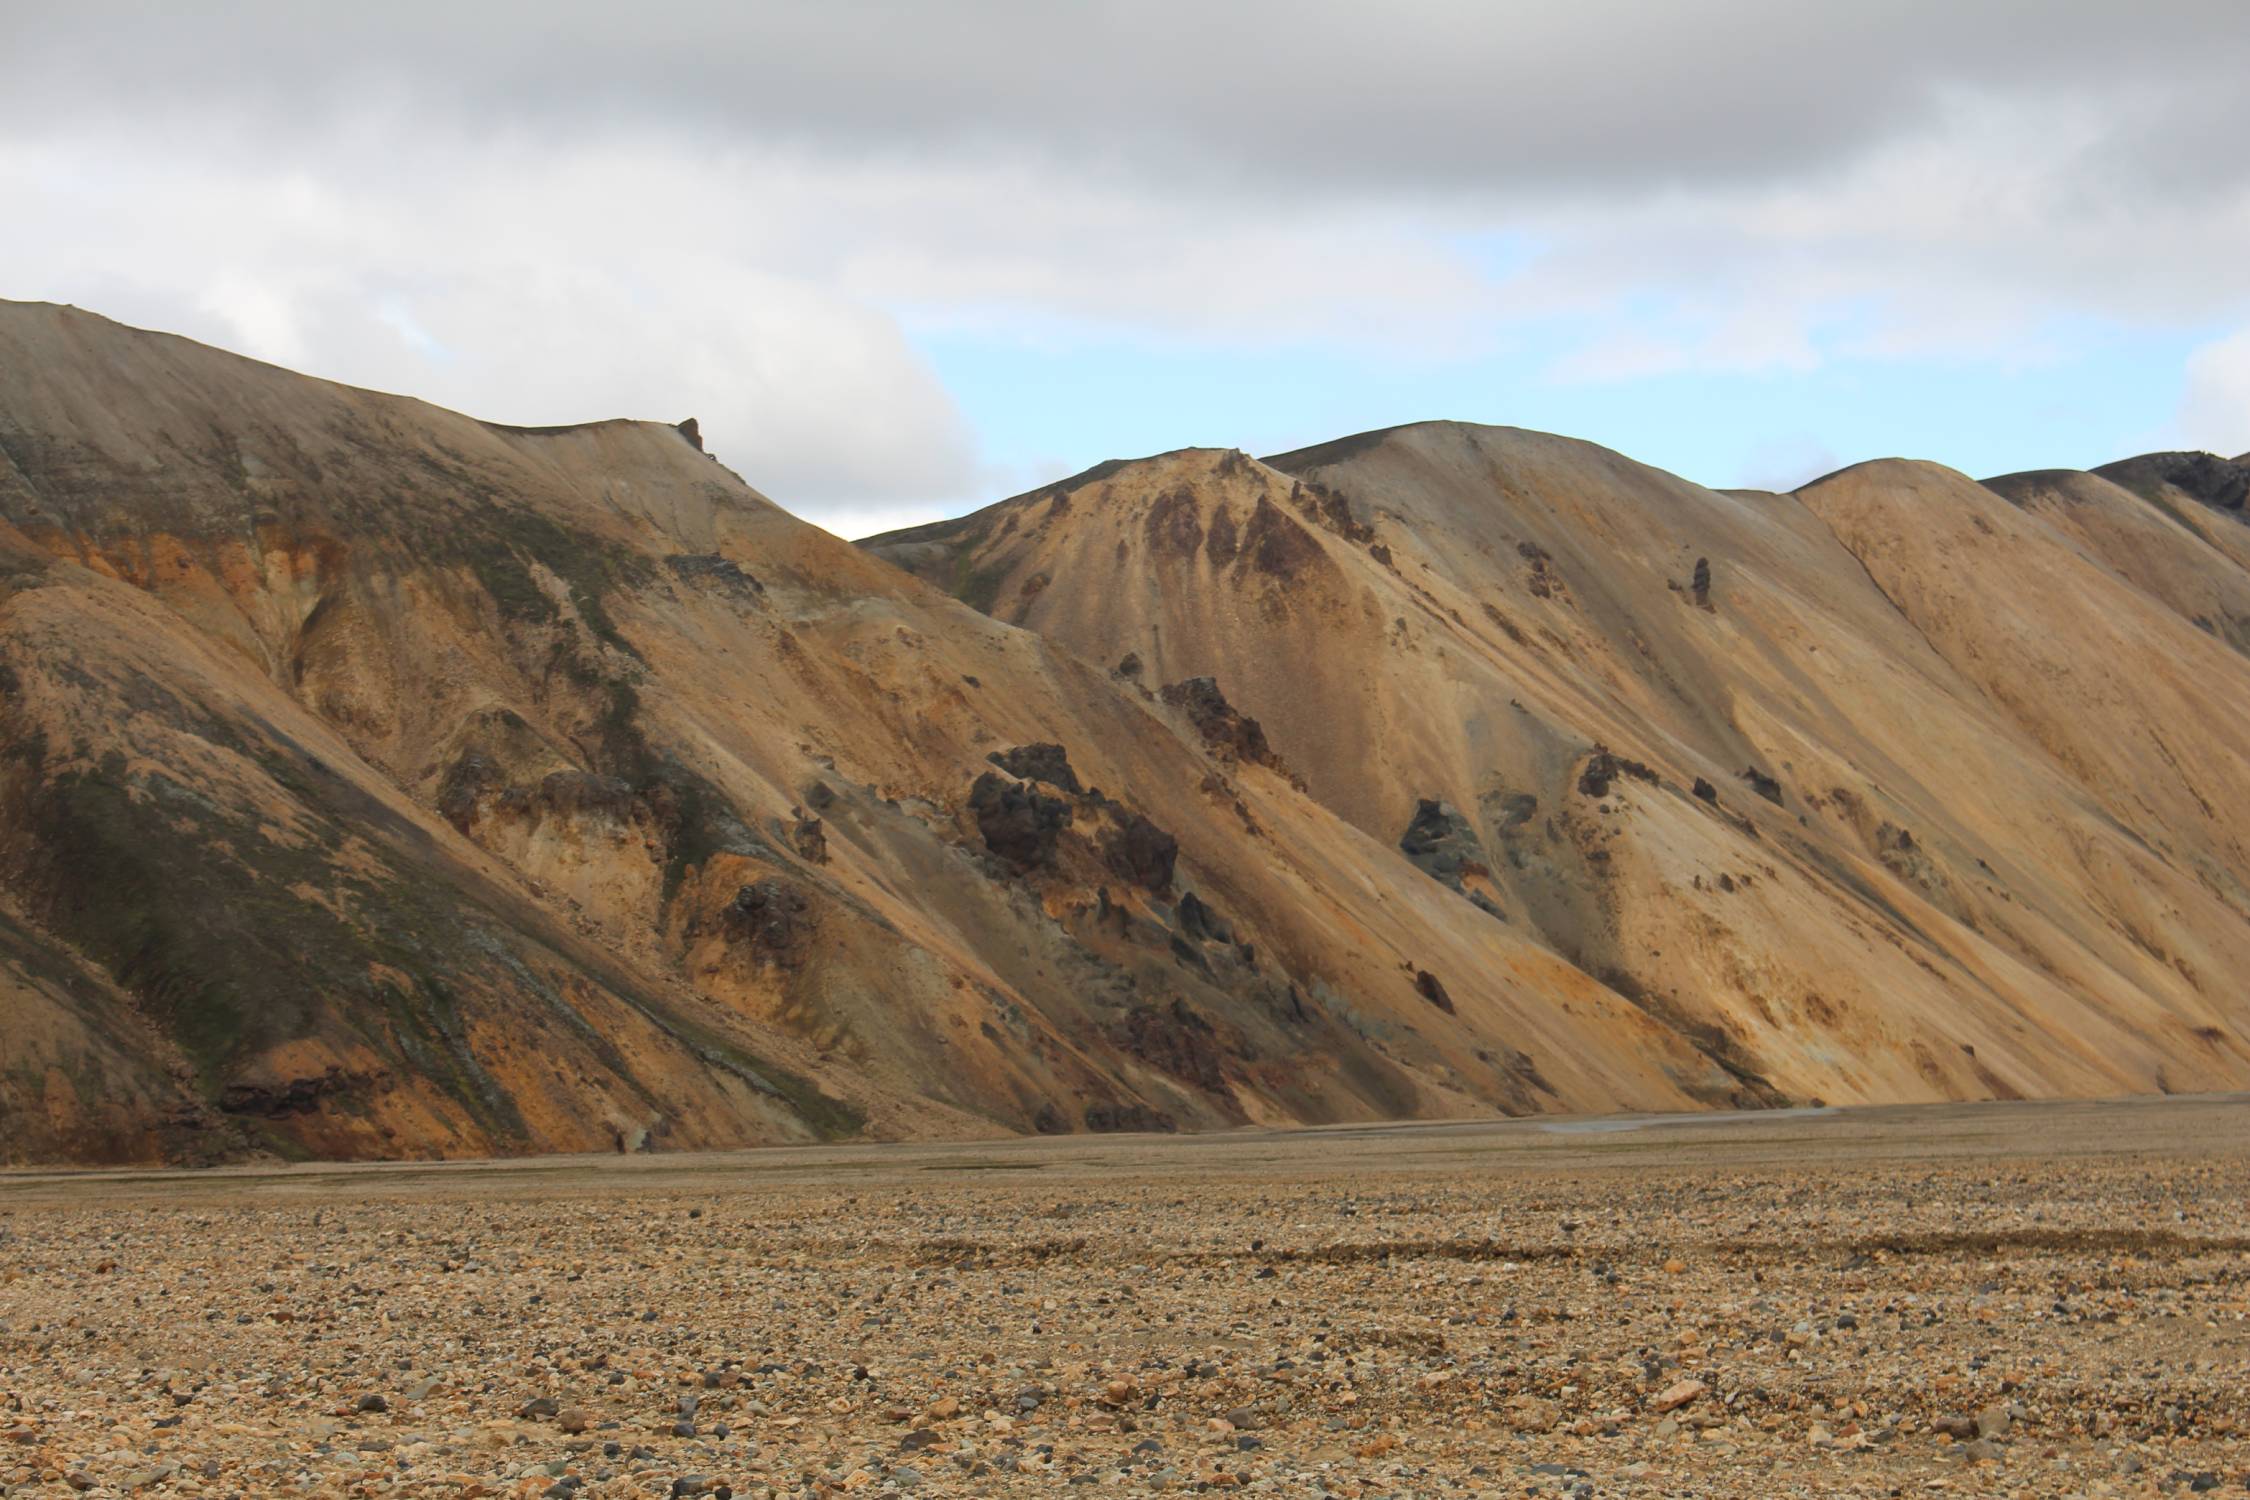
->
[866,422,2250,1118]
[3,301,2246,1163]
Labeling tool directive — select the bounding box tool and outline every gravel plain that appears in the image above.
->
[3,1095,2247,1498]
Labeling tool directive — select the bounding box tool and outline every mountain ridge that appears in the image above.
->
[4,300,2247,1164]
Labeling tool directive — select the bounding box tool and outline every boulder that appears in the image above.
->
[969,771,1069,872]
[987,742,1083,794]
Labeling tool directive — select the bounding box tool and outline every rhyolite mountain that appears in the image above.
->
[3,301,2248,1164]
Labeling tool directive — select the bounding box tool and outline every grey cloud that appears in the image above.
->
[6,1,2247,201]
[5,0,2247,505]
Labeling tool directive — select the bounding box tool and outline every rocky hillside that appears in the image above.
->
[0,303,1701,1164]
[4,301,2246,1164]
[866,427,2250,1115]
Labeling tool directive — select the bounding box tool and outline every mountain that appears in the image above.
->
[865,425,2250,1111]
[0,303,1695,1164]
[3,302,2246,1164]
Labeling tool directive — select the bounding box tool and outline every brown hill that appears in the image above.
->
[1,304,1740,1164]
[866,424,2250,1112]
[5,303,2247,1164]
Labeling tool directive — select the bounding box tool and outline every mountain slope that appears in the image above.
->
[2,304,1739,1164]
[864,423,2250,1109]
[9,300,2247,1165]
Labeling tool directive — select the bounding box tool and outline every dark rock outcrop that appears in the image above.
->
[1399,798,1486,888]
[1082,1101,1177,1134]
[1288,477,1375,543]
[437,750,502,832]
[1204,506,1240,566]
[218,1067,374,1118]
[1103,810,1179,894]
[1111,998,1231,1093]
[1174,890,1235,946]
[988,742,1082,794]
[789,812,828,864]
[1578,747,1659,799]
[1160,677,1289,777]
[1144,485,1205,557]
[1691,556,1712,607]
[1741,766,1784,804]
[1413,968,1455,1014]
[2094,451,2250,515]
[723,877,817,969]
[1240,495,1326,579]
[438,756,651,836]
[664,552,763,597]
[1518,540,1563,599]
[529,769,642,819]
[968,771,1069,872]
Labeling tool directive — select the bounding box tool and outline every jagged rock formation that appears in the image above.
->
[5,302,2249,1163]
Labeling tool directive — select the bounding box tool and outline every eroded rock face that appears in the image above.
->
[1111,998,1232,1093]
[530,770,644,820]
[1240,495,1326,579]
[1578,748,1658,800]
[1144,486,1205,558]
[438,756,649,835]
[1400,799,1485,888]
[1740,766,1784,804]
[988,742,1082,794]
[1160,677,1288,776]
[1174,891,1235,946]
[664,552,763,598]
[789,813,828,864]
[1414,969,1456,1014]
[218,1067,377,1119]
[437,751,504,833]
[722,878,816,969]
[1289,477,1375,543]
[1102,811,1179,894]
[968,771,1069,872]
[2096,450,2250,514]
[1082,1101,1176,1134]
[1204,506,1240,566]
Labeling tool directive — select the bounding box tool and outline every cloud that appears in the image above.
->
[0,134,983,510]
[9,2,2247,200]
[4,0,2248,513]
[2180,328,2250,456]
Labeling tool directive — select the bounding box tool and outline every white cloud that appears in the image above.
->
[2180,328,2250,456]
[5,2,2250,514]
[0,135,982,512]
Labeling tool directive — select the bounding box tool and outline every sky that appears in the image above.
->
[4,1,2248,538]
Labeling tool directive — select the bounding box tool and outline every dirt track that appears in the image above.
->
[4,1095,2248,1496]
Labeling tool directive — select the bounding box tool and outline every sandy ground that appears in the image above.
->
[3,1096,2247,1497]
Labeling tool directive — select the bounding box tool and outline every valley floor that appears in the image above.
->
[2,1096,2247,1497]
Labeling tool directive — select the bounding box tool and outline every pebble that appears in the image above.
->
[0,1104,2242,1499]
